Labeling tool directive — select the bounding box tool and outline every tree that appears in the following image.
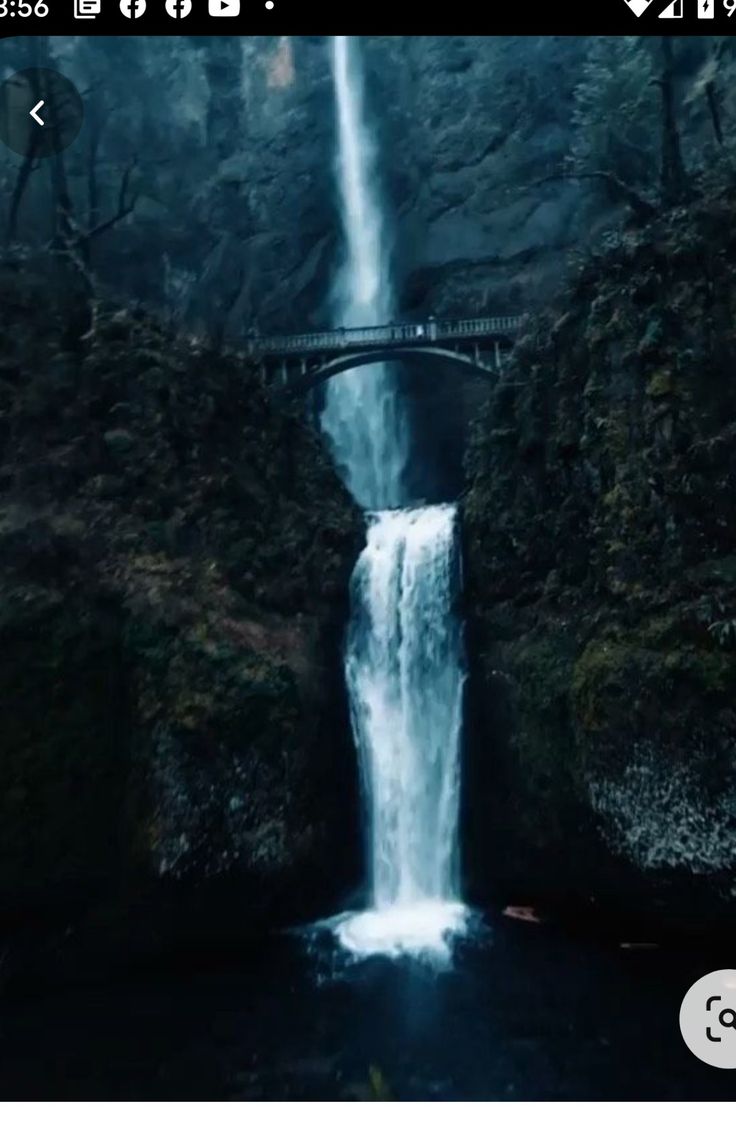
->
[566,36,693,213]
[657,37,688,205]
[568,37,658,193]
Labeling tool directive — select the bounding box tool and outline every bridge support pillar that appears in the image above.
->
[494,340,501,373]
[473,342,480,364]
[280,359,288,386]
[300,358,307,376]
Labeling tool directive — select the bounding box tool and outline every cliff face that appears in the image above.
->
[0,36,595,335]
[1,35,698,501]
[2,35,715,501]
[371,36,599,316]
[0,255,362,966]
[463,193,736,930]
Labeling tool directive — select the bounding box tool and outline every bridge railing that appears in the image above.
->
[249,314,525,357]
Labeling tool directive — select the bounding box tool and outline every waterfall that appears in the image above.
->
[338,505,467,957]
[323,36,468,959]
[320,34,408,510]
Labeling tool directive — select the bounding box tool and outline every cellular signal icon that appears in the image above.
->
[699,0,715,16]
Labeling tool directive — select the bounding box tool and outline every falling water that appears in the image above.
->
[323,36,468,959]
[320,34,408,510]
[337,505,468,957]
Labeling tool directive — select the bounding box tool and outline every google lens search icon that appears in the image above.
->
[680,970,736,1068]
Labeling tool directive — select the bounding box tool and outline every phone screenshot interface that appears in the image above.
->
[0,27,735,1105]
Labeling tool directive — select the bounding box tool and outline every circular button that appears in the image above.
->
[680,969,736,1069]
[0,69,83,158]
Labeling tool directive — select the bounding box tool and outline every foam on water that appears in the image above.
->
[334,901,469,962]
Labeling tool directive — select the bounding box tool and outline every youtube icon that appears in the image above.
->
[208,0,240,13]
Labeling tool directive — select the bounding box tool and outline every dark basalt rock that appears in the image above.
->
[463,193,736,935]
[0,256,363,979]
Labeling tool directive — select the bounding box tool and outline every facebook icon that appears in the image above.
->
[119,0,146,14]
[165,0,192,13]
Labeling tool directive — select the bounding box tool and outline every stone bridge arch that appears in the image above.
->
[283,345,499,397]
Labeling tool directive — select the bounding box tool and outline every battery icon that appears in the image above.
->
[698,0,715,15]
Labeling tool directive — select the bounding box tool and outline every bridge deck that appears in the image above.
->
[249,315,525,358]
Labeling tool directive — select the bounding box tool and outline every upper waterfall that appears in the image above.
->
[320,34,410,511]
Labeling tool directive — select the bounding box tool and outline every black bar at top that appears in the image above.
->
[0,0,736,36]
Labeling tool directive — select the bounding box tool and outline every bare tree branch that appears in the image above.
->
[6,132,41,244]
[706,81,724,147]
[529,170,657,221]
[71,156,139,246]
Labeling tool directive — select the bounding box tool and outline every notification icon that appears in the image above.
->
[209,0,240,13]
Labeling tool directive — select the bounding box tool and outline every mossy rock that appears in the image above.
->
[646,369,675,398]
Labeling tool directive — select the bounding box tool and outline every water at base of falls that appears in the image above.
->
[334,901,469,962]
[332,504,468,962]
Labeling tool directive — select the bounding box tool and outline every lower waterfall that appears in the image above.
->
[334,505,468,958]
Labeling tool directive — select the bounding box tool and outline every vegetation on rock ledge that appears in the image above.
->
[463,190,736,929]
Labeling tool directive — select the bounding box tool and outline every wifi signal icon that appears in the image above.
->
[622,0,686,12]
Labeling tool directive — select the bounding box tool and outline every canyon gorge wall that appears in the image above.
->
[1,35,715,501]
[463,193,736,930]
[1,36,601,331]
[1,35,618,499]
[0,254,362,972]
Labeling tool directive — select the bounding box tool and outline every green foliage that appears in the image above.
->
[368,1065,393,1100]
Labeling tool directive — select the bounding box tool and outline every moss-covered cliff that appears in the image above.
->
[0,254,362,968]
[463,192,736,931]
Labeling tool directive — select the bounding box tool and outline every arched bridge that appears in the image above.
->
[247,315,525,395]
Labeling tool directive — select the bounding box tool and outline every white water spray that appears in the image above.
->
[324,36,468,959]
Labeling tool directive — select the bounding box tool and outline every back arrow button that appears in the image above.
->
[0,69,83,157]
